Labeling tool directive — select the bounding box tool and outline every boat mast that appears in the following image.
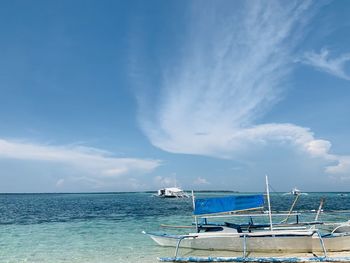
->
[265,175,273,231]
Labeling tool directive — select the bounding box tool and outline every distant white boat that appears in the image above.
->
[291,187,301,196]
[282,187,307,196]
[155,187,190,198]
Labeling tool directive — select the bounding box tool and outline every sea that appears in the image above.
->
[1,192,350,263]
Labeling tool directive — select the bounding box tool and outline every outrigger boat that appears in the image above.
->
[155,187,190,198]
[143,177,350,262]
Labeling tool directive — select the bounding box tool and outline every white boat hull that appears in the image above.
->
[148,232,350,253]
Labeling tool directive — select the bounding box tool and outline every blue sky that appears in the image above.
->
[1,0,350,192]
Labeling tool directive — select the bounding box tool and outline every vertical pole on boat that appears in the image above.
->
[243,234,247,258]
[192,190,198,232]
[265,175,273,231]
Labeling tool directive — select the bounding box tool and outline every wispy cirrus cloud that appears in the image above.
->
[300,48,350,80]
[0,138,161,189]
[135,0,350,177]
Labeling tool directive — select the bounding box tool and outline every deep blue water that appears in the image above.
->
[1,192,350,225]
[0,192,193,225]
[0,192,350,262]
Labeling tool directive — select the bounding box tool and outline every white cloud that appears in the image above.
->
[0,138,161,188]
[300,48,350,80]
[326,156,350,175]
[193,177,210,185]
[135,1,350,177]
[154,176,177,187]
[305,139,332,157]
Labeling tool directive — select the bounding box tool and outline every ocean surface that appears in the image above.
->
[1,192,350,263]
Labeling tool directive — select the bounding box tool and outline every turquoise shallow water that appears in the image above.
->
[1,192,350,262]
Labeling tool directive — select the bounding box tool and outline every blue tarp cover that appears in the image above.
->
[193,195,264,215]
